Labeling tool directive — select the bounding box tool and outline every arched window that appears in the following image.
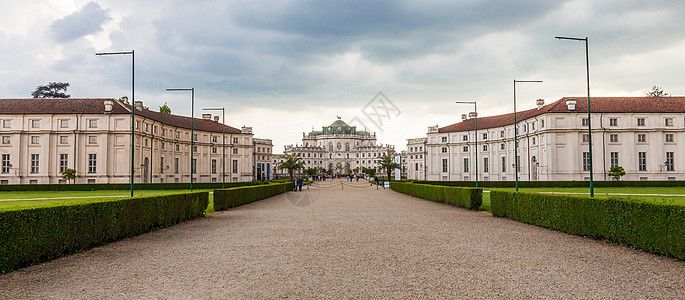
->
[337,142,342,151]
[328,142,333,151]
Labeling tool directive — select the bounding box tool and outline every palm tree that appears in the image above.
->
[277,154,305,180]
[379,153,400,181]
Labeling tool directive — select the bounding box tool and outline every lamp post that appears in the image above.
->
[556,36,593,197]
[456,101,478,188]
[96,50,135,197]
[203,107,225,188]
[166,88,195,191]
[513,79,542,191]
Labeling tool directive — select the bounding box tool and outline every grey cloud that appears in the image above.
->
[51,2,111,43]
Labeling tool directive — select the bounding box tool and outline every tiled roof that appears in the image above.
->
[0,98,130,114]
[0,98,242,134]
[439,97,685,133]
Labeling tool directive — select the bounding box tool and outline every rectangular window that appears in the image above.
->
[192,158,197,174]
[160,157,165,173]
[463,146,468,152]
[666,152,674,171]
[582,118,588,126]
[1,154,10,173]
[233,138,239,144]
[502,157,506,172]
[665,118,673,126]
[2,120,10,128]
[2,136,10,144]
[232,160,238,173]
[193,134,198,141]
[441,136,447,143]
[31,136,39,144]
[88,119,97,128]
[88,154,97,173]
[610,152,619,168]
[582,134,589,143]
[582,152,590,171]
[541,120,545,128]
[500,131,505,138]
[500,143,505,150]
[31,120,40,128]
[88,136,97,144]
[609,118,618,126]
[665,133,674,142]
[31,154,39,173]
[175,132,180,139]
[161,142,165,150]
[532,137,536,145]
[637,118,645,126]
[192,146,197,152]
[60,136,68,144]
[442,158,447,172]
[233,148,238,154]
[441,147,447,153]
[482,133,488,140]
[60,154,68,172]
[174,158,179,174]
[212,136,218,143]
[610,134,618,143]
[212,147,218,154]
[638,134,646,143]
[462,135,468,141]
[482,145,488,151]
[638,152,647,171]
[211,159,217,174]
[483,157,489,173]
[463,158,469,172]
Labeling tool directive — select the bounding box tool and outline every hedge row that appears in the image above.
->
[391,181,482,210]
[490,191,685,260]
[0,192,209,274]
[0,181,265,192]
[403,180,685,188]
[213,182,292,211]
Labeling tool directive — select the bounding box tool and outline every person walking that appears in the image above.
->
[297,177,303,191]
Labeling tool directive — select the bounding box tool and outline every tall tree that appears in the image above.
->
[379,153,400,180]
[159,102,171,114]
[31,82,70,98]
[277,154,305,180]
[646,85,669,97]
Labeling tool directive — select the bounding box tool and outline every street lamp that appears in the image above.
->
[96,50,135,197]
[166,88,195,191]
[556,35,594,197]
[203,107,225,188]
[456,101,478,188]
[513,79,542,191]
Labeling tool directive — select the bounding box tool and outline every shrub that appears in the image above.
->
[0,192,209,274]
[490,191,685,260]
[213,182,291,211]
[391,182,482,210]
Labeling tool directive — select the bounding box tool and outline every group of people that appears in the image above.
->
[346,175,360,182]
[293,178,304,191]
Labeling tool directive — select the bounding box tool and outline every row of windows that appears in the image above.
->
[584,117,676,127]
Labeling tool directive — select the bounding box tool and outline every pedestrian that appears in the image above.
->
[298,177,303,191]
[293,179,297,191]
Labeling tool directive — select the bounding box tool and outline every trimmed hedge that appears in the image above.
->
[0,192,209,274]
[491,191,685,260]
[0,181,264,192]
[404,180,685,188]
[391,181,482,210]
[213,182,291,211]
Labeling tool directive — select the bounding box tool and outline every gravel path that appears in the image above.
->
[1,179,683,299]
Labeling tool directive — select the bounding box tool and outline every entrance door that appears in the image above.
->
[143,157,149,183]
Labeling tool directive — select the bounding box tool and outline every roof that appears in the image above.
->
[439,96,685,133]
[0,98,242,134]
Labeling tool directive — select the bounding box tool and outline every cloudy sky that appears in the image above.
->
[2,0,684,151]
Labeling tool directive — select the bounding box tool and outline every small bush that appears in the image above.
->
[490,191,685,260]
[391,182,482,210]
[0,192,209,274]
[213,182,291,211]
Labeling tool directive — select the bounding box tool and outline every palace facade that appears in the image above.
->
[283,118,395,175]
[0,98,265,184]
[408,97,685,181]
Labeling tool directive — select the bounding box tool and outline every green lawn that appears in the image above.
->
[479,187,685,212]
[0,189,216,214]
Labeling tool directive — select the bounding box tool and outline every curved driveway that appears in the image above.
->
[1,180,683,298]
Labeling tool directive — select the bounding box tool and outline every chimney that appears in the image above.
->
[134,101,143,110]
[469,111,477,118]
[104,100,113,113]
[461,114,468,121]
[213,116,220,122]
[202,113,211,120]
[536,99,545,110]
[566,99,576,111]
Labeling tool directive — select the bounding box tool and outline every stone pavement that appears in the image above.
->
[1,179,683,298]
